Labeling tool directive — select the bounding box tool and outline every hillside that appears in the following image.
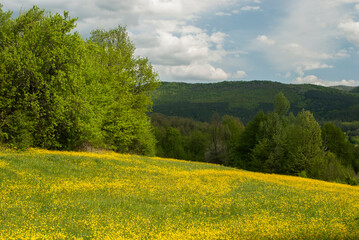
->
[151,81,359,123]
[0,149,358,239]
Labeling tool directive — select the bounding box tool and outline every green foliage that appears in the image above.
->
[2,111,34,150]
[232,95,347,182]
[274,92,290,116]
[185,130,209,162]
[0,6,84,149]
[152,81,359,124]
[150,113,243,164]
[0,6,159,155]
[321,152,357,185]
[87,26,159,154]
[234,111,267,169]
[322,122,353,166]
[153,86,358,184]
[285,110,324,178]
[162,127,186,159]
[352,86,359,93]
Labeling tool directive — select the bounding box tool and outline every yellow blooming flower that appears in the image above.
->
[0,148,358,239]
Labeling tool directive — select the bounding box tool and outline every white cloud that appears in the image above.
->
[256,35,275,45]
[335,49,351,58]
[155,63,229,81]
[231,70,247,79]
[301,62,333,71]
[338,20,359,46]
[240,6,261,11]
[250,0,359,80]
[295,75,359,86]
[295,75,326,86]
[0,0,255,82]
[135,26,227,66]
[283,43,332,60]
[216,11,232,16]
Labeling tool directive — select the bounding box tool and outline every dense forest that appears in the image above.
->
[0,6,159,154]
[152,81,359,125]
[1,6,358,185]
[152,93,359,185]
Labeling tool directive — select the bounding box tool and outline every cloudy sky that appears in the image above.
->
[3,0,359,86]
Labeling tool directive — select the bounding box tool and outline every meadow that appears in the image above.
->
[0,149,358,239]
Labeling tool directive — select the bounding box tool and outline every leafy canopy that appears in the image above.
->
[0,5,159,154]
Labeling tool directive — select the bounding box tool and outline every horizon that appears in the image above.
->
[158,79,358,88]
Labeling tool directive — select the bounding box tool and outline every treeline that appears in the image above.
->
[151,93,359,185]
[0,6,159,154]
[151,113,244,164]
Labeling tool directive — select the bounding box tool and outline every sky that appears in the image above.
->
[2,0,359,86]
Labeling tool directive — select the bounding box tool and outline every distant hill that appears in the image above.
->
[151,81,359,123]
[352,86,359,94]
[330,85,355,92]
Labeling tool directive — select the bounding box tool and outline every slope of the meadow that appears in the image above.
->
[0,149,358,239]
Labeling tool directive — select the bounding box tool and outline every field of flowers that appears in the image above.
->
[0,148,358,239]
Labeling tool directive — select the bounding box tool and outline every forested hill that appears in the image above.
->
[151,81,359,123]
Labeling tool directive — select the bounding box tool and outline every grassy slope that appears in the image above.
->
[0,149,358,239]
[152,81,359,123]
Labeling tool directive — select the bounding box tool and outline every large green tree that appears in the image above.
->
[88,27,159,155]
[284,110,324,178]
[0,6,159,154]
[0,6,86,149]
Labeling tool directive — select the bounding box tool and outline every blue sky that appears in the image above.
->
[2,0,359,86]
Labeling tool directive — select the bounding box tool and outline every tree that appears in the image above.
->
[274,92,290,116]
[185,130,209,162]
[0,6,86,149]
[163,127,186,159]
[322,122,353,166]
[88,26,159,154]
[284,110,324,178]
[234,93,325,179]
[233,111,267,168]
[0,6,160,155]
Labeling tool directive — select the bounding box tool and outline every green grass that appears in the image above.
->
[0,149,358,239]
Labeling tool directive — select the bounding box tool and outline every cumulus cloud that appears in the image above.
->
[135,25,227,66]
[244,0,359,86]
[155,63,228,81]
[5,0,359,84]
[2,0,242,82]
[338,20,359,46]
